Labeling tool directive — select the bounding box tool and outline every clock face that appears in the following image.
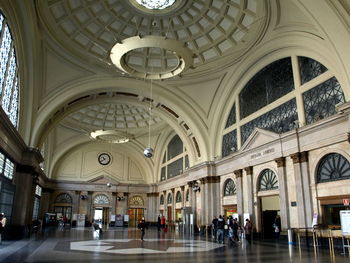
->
[98,153,111,165]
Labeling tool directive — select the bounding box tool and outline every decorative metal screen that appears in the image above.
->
[176,191,182,203]
[225,103,236,128]
[32,196,40,220]
[0,179,15,223]
[317,153,350,183]
[3,158,14,180]
[167,135,183,160]
[129,195,144,206]
[303,77,345,125]
[258,169,279,191]
[222,129,237,157]
[55,193,72,203]
[167,193,172,204]
[239,57,294,119]
[167,158,183,179]
[223,179,236,196]
[298,56,327,85]
[160,195,164,205]
[0,11,19,127]
[160,167,166,181]
[241,99,297,144]
[94,194,110,205]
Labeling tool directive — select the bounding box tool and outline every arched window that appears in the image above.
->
[0,11,20,127]
[167,193,172,204]
[176,191,182,203]
[160,194,164,205]
[223,179,236,196]
[186,189,189,202]
[55,193,72,204]
[258,169,278,191]
[93,194,110,205]
[317,153,350,183]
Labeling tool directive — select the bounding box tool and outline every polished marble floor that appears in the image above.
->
[0,226,349,263]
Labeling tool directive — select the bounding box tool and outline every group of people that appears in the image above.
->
[212,215,253,245]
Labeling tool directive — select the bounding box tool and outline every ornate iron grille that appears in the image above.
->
[55,193,72,203]
[241,99,297,144]
[317,153,350,183]
[299,56,327,85]
[167,135,183,160]
[94,194,110,205]
[176,191,182,203]
[225,103,236,128]
[167,193,172,204]
[258,169,278,191]
[167,158,183,179]
[239,58,294,119]
[222,129,237,158]
[160,195,164,205]
[160,167,166,181]
[223,179,236,196]
[303,77,345,125]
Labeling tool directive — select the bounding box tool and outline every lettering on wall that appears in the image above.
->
[250,148,275,160]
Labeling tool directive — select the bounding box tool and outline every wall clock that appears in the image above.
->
[98,153,111,165]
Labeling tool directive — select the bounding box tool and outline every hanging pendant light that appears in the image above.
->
[144,78,154,158]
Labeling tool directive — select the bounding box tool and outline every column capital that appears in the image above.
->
[275,157,286,167]
[171,188,175,193]
[75,191,81,195]
[290,151,308,163]
[244,166,253,175]
[123,192,129,196]
[180,185,185,191]
[147,192,159,197]
[234,169,243,178]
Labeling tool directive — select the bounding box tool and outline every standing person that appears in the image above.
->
[0,213,6,245]
[244,219,253,244]
[232,218,239,242]
[217,215,225,244]
[273,215,281,239]
[161,215,165,230]
[157,215,161,232]
[212,216,218,241]
[138,217,147,241]
[228,216,234,244]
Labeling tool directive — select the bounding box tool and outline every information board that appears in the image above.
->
[340,210,350,236]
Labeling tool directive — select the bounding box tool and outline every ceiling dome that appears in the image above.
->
[64,103,163,131]
[38,0,266,77]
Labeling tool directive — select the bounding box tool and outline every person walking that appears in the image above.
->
[217,215,225,244]
[138,217,147,241]
[157,215,161,232]
[212,216,218,241]
[0,213,6,245]
[244,219,253,244]
[273,215,281,239]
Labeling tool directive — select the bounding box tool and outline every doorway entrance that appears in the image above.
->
[128,208,144,227]
[93,207,110,226]
[260,195,280,238]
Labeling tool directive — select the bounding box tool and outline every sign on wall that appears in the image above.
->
[340,210,350,236]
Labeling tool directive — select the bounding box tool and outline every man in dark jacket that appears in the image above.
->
[217,215,225,244]
[212,216,218,240]
[138,217,146,241]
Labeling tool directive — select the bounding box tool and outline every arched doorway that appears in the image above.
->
[54,193,72,222]
[93,194,111,226]
[257,169,280,238]
[128,195,145,227]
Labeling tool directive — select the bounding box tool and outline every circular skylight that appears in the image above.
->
[135,0,176,10]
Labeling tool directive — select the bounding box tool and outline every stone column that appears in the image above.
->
[188,181,197,227]
[171,188,175,224]
[244,166,254,221]
[204,176,221,225]
[181,185,185,208]
[290,152,312,228]
[234,169,243,222]
[73,191,80,215]
[199,178,207,226]
[87,191,93,223]
[146,192,158,223]
[111,193,117,216]
[123,192,129,215]
[163,191,167,219]
[11,165,35,237]
[275,157,290,230]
